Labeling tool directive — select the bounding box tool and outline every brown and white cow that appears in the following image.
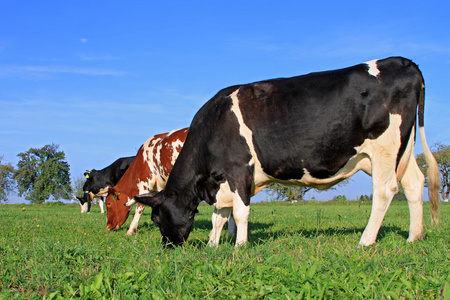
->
[105,128,188,235]
[130,57,440,248]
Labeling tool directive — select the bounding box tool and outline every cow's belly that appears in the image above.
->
[253,152,372,194]
[213,151,372,208]
[251,114,404,194]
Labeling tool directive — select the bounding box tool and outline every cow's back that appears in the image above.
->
[106,156,135,186]
[112,129,188,197]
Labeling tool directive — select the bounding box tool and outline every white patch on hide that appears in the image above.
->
[366,59,380,77]
[230,89,271,192]
[214,180,234,209]
[170,139,184,166]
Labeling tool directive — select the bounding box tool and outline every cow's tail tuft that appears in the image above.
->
[418,86,440,225]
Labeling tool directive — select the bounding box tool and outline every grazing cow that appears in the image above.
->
[76,195,93,213]
[105,128,237,237]
[105,128,188,235]
[130,57,440,248]
[78,156,135,213]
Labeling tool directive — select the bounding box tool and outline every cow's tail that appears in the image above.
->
[418,86,440,225]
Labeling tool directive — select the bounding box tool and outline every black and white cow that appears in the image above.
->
[130,57,440,247]
[78,156,135,213]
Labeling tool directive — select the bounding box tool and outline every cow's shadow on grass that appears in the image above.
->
[249,224,409,244]
[135,221,157,231]
[120,218,409,247]
[188,221,409,248]
[111,220,157,233]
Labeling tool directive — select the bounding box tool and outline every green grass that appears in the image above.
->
[0,201,449,299]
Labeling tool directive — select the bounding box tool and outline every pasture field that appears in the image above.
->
[0,201,449,299]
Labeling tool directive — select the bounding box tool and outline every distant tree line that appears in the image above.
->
[0,144,73,204]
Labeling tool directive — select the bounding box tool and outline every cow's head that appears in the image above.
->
[76,195,87,205]
[105,187,131,231]
[83,170,101,194]
[133,191,198,248]
[76,196,89,213]
[76,191,92,213]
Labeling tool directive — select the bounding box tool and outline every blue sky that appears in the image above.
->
[1,1,449,203]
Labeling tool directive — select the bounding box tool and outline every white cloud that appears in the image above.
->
[80,38,88,43]
[161,88,209,103]
[80,54,119,61]
[0,65,124,78]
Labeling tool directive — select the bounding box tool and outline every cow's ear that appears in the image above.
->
[112,192,119,201]
[133,191,164,208]
[108,186,116,196]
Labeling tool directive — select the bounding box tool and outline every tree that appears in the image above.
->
[267,179,351,201]
[358,194,372,202]
[416,142,450,202]
[266,183,312,202]
[14,144,72,203]
[266,179,350,202]
[72,174,85,199]
[0,155,15,202]
[392,187,407,201]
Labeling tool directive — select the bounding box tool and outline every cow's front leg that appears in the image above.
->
[98,197,105,214]
[208,207,232,247]
[127,203,145,236]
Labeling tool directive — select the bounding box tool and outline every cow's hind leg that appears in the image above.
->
[359,158,399,246]
[208,207,232,247]
[401,154,425,243]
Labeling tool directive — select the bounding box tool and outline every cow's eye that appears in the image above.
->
[151,216,160,226]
